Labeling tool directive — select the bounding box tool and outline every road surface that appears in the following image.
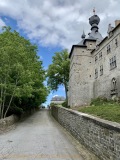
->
[0,110,96,160]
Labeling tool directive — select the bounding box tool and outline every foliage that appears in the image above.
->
[0,26,48,118]
[79,97,120,123]
[7,106,24,117]
[62,100,70,108]
[50,102,63,107]
[47,49,70,99]
[50,103,56,107]
[90,97,108,106]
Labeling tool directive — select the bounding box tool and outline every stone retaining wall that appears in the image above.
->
[0,108,37,129]
[51,106,120,160]
[0,115,19,129]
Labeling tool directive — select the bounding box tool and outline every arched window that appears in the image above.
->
[111,77,118,96]
[112,77,117,90]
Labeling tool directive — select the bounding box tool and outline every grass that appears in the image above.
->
[78,98,120,123]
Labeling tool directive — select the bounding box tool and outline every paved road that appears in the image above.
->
[0,110,86,160]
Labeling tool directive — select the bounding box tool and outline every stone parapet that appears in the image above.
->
[0,115,18,129]
[51,106,120,160]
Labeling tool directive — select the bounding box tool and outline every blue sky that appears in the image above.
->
[0,0,120,106]
[1,15,65,106]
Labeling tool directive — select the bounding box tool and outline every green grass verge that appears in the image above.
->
[79,102,120,123]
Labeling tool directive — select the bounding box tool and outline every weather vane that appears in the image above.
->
[93,7,96,15]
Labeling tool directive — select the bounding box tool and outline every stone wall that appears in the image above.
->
[92,26,120,99]
[51,106,120,160]
[0,109,36,129]
[0,115,19,129]
[68,47,94,106]
[68,22,120,107]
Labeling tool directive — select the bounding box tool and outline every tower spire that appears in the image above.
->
[88,11,103,41]
[93,7,96,15]
[81,30,86,39]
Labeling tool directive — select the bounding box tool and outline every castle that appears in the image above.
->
[68,12,120,107]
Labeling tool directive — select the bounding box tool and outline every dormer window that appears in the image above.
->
[90,44,92,47]
[107,45,111,54]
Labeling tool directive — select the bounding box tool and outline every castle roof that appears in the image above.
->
[51,96,65,101]
[87,14,103,41]
[91,23,120,54]
[89,14,100,26]
[69,13,103,58]
[69,44,87,58]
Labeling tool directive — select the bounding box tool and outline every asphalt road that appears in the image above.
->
[0,110,94,160]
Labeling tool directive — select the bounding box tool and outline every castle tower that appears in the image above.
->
[88,12,103,42]
[68,11,103,107]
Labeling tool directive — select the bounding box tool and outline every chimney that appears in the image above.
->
[115,20,120,27]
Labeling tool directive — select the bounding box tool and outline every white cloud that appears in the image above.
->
[39,55,43,60]
[0,0,120,49]
[0,18,6,28]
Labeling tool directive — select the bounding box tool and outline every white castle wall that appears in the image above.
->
[68,24,120,107]
[92,25,120,99]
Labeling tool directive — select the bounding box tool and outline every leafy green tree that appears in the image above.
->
[0,26,48,118]
[47,49,70,99]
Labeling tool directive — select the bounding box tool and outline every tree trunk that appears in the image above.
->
[64,83,68,106]
[0,84,3,119]
[4,93,14,118]
[4,79,18,118]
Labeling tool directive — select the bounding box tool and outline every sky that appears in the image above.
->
[0,0,120,106]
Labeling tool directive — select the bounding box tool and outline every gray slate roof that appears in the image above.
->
[51,96,65,101]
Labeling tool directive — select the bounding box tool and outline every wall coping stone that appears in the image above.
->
[57,106,120,132]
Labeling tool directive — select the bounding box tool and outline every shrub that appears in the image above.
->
[90,97,108,106]
[90,96,119,106]
[50,103,56,107]
[62,100,70,108]
[7,106,24,117]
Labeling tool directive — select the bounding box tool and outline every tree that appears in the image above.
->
[47,49,70,100]
[0,26,48,118]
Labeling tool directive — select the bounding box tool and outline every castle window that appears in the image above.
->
[90,44,92,47]
[95,68,98,79]
[100,65,103,76]
[99,52,102,59]
[107,45,111,54]
[110,56,117,70]
[95,56,98,62]
[115,39,118,47]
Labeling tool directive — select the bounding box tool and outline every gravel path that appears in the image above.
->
[0,110,97,160]
[0,110,98,160]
